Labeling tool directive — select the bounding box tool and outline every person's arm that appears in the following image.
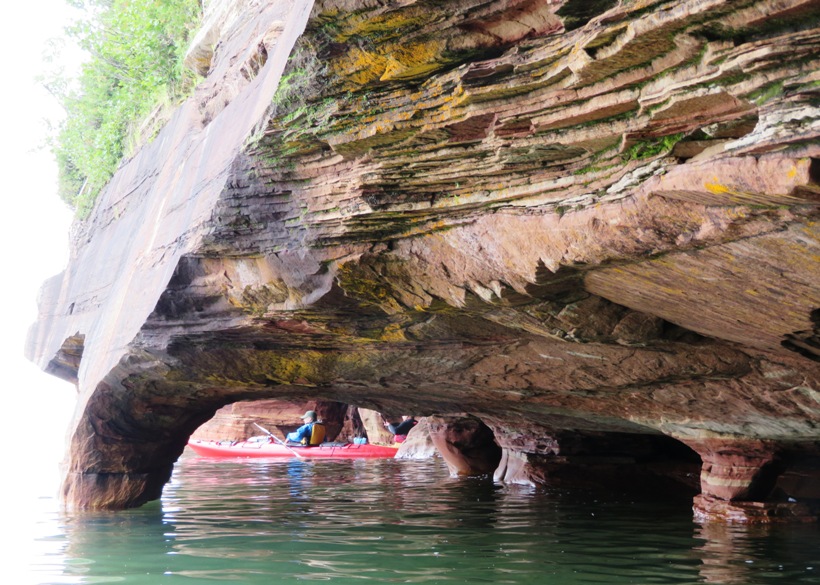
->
[286,423,311,443]
[393,419,417,435]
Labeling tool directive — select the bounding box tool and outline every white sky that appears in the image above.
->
[0,1,83,496]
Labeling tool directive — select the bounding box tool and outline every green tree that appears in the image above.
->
[48,0,202,217]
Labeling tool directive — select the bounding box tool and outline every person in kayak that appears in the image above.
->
[286,410,325,445]
[383,415,417,436]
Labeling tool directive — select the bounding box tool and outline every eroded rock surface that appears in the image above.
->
[27,0,820,520]
[428,414,502,475]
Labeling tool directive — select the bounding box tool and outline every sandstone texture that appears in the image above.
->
[27,0,820,520]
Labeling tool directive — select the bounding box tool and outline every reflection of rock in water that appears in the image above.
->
[695,521,820,585]
[697,522,756,585]
[63,502,170,580]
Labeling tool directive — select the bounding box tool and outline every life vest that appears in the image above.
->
[307,422,326,446]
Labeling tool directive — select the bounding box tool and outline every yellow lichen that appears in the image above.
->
[331,39,447,89]
[704,180,737,195]
[336,263,403,314]
[333,7,430,42]
[261,353,322,385]
[380,323,407,342]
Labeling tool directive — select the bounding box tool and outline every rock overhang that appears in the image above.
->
[26,0,820,517]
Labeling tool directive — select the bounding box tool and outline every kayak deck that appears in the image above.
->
[187,439,399,459]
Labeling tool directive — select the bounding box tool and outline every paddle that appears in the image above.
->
[253,422,305,459]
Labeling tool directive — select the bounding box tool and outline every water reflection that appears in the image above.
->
[695,521,820,584]
[42,454,820,585]
[60,502,173,583]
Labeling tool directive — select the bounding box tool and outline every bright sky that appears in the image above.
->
[0,1,82,497]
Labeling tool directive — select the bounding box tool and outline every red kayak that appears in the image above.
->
[187,438,399,459]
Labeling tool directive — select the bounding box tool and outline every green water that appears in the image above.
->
[24,452,820,584]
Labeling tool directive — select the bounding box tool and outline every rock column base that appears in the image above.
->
[62,467,173,511]
[693,495,818,524]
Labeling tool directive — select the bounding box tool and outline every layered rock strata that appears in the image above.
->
[27,0,820,520]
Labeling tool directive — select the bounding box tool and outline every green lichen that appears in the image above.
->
[625,133,685,161]
[747,80,785,105]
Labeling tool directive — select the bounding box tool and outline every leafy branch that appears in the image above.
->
[45,0,202,217]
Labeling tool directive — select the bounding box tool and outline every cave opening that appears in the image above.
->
[186,399,703,505]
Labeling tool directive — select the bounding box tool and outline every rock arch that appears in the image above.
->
[26,0,820,521]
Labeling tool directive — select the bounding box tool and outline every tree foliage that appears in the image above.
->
[49,0,202,217]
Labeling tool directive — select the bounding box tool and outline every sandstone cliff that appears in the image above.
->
[27,0,820,520]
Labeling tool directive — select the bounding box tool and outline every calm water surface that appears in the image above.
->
[24,452,820,584]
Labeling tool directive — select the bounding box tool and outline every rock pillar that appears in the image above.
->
[395,418,438,460]
[62,467,173,511]
[427,415,502,476]
[687,439,819,523]
[493,448,538,486]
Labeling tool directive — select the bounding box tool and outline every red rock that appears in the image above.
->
[427,415,502,476]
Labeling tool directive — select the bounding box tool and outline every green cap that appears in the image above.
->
[302,410,316,420]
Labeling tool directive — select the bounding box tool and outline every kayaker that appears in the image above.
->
[286,410,322,445]
[383,415,417,436]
